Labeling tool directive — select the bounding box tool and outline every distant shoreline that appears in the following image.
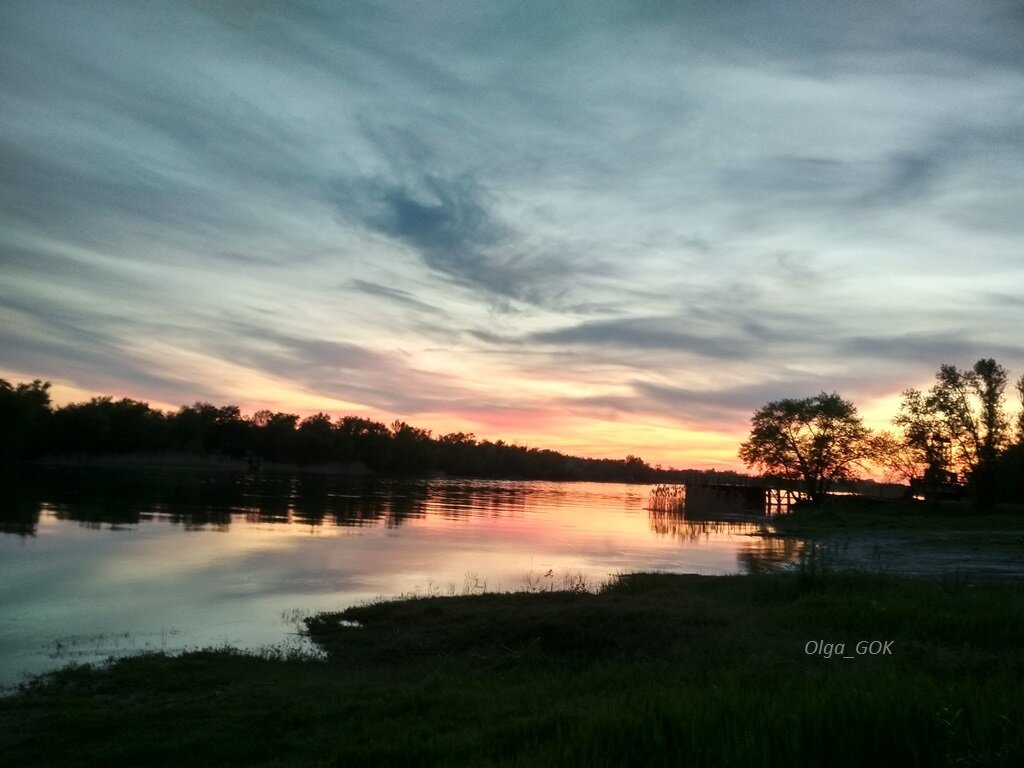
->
[17,453,375,476]
[3,454,680,483]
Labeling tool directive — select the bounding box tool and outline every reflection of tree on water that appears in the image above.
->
[646,492,807,570]
[648,505,764,543]
[0,470,540,535]
[424,480,528,519]
[737,536,808,574]
[0,470,43,536]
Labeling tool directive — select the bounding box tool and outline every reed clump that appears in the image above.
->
[648,484,686,513]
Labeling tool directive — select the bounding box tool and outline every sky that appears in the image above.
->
[2,1,1023,470]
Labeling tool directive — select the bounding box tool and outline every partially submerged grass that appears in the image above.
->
[3,572,1023,766]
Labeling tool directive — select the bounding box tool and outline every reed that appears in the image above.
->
[647,483,685,513]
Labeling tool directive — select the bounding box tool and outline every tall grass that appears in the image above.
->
[647,484,685,513]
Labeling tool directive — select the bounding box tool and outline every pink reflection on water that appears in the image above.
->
[1,478,778,689]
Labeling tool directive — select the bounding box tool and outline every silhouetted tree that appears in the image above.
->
[436,432,478,475]
[873,430,923,486]
[899,360,1010,508]
[336,416,391,470]
[296,413,335,464]
[624,454,656,482]
[971,359,1009,507]
[250,410,299,463]
[1,379,670,482]
[739,392,877,504]
[212,405,250,458]
[389,421,435,474]
[0,379,52,459]
[53,397,167,454]
[1016,374,1024,444]
[168,403,249,457]
[891,388,958,503]
[994,443,1024,504]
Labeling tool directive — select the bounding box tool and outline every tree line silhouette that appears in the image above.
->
[0,380,674,482]
[738,358,1024,508]
[5,357,1020,503]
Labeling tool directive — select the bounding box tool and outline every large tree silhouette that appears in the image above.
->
[0,379,52,459]
[739,392,876,504]
[896,359,1010,508]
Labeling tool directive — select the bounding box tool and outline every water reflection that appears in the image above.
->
[648,507,763,543]
[737,536,808,574]
[0,468,578,537]
[0,474,41,536]
[0,468,798,688]
[3,468,811,578]
[3,469,538,535]
[647,502,806,573]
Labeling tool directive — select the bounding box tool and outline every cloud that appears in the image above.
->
[348,279,438,313]
[529,316,756,359]
[332,174,505,289]
[210,323,474,416]
[331,170,604,307]
[0,288,221,405]
[1,1,1023,467]
[840,333,1024,366]
[630,370,914,432]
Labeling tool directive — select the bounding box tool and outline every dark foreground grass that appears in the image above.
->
[3,572,1023,767]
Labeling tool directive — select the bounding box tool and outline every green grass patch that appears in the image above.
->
[3,572,1023,766]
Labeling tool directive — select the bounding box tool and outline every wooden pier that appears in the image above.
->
[649,478,810,518]
[681,482,808,517]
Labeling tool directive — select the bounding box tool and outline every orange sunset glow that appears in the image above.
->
[2,2,1022,472]
[3,6,1024,765]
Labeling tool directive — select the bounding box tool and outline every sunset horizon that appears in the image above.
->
[3,2,1022,471]
[4,372,971,473]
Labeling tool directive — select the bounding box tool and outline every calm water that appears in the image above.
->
[0,468,802,689]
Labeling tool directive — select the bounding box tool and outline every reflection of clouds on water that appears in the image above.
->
[1,474,755,687]
[49,628,183,660]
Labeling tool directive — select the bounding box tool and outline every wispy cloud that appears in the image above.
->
[2,1,1022,466]
[348,279,437,313]
[333,174,509,294]
[530,317,757,359]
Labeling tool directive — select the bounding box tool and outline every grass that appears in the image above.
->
[769,497,1024,535]
[3,571,1023,766]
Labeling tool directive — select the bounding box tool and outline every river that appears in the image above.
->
[0,467,800,689]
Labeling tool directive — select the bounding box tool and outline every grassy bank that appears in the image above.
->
[3,572,1023,767]
[768,498,1024,535]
